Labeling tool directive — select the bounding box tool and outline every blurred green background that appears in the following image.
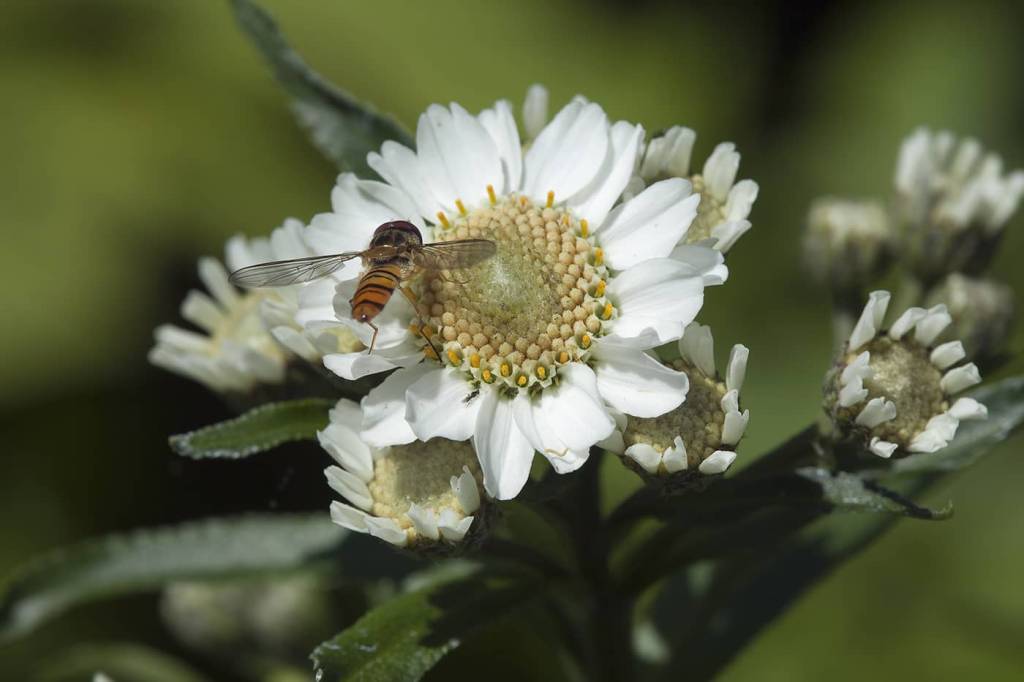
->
[2,0,1023,679]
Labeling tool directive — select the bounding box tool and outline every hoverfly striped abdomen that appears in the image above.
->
[350,221,424,323]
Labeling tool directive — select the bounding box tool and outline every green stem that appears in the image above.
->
[570,452,633,682]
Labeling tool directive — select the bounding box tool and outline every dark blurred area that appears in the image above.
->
[2,0,1023,679]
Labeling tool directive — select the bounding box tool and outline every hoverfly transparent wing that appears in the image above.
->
[413,239,497,271]
[228,252,362,288]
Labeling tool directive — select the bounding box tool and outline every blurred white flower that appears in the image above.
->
[295,88,733,499]
[802,197,894,291]
[827,290,986,457]
[321,399,485,547]
[607,322,749,477]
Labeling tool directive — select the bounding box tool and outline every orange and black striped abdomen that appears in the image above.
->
[350,261,403,322]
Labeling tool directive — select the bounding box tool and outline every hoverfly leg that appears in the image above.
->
[398,284,442,361]
[366,321,380,355]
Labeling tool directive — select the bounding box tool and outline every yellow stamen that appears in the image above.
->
[594,280,606,297]
[516,374,528,387]
[601,302,613,320]
[580,334,592,349]
[486,185,497,205]
[469,353,481,368]
[447,349,461,365]
[536,365,547,380]
[408,322,421,336]
[593,247,604,266]
[580,219,589,237]
[545,190,555,208]
[455,199,467,216]
[421,324,435,338]
[561,214,570,226]
[482,369,494,383]
[520,196,529,208]
[423,345,438,360]
[558,351,569,364]
[436,211,450,229]
[500,362,512,377]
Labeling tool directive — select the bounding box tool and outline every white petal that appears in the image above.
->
[451,467,481,514]
[592,340,688,418]
[721,408,749,447]
[323,343,422,381]
[438,513,474,542]
[924,412,960,442]
[406,367,482,442]
[522,84,548,141]
[478,99,522,193]
[329,501,371,533]
[840,351,873,385]
[888,307,927,340]
[572,121,645,227]
[699,450,736,475]
[662,437,688,473]
[679,322,715,376]
[271,326,318,362]
[703,143,740,201]
[360,364,433,447]
[725,179,759,221]
[523,100,609,202]
[855,397,897,428]
[941,363,981,394]
[838,375,869,407]
[198,257,237,308]
[364,516,408,546]
[930,341,966,370]
[914,304,952,346]
[848,291,891,351]
[949,397,987,420]
[639,126,695,180]
[624,443,662,474]
[472,388,535,500]
[181,291,224,332]
[295,279,338,327]
[869,437,898,458]
[406,504,440,541]
[324,465,373,512]
[596,178,699,269]
[319,400,375,481]
[608,258,705,344]
[726,344,749,393]
[709,219,752,253]
[668,243,729,286]
[416,103,503,210]
[367,141,441,221]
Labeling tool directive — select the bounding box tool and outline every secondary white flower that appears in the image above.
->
[926,273,1014,362]
[826,290,987,457]
[321,399,485,548]
[607,322,749,477]
[895,127,1024,280]
[802,197,894,291]
[296,90,732,499]
[149,234,288,393]
[638,126,758,252]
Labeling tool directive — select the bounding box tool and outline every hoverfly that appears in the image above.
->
[228,220,496,354]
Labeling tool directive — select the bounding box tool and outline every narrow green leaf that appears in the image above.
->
[37,642,212,682]
[0,513,345,641]
[312,575,533,682]
[169,398,332,459]
[231,0,413,175]
[797,467,952,519]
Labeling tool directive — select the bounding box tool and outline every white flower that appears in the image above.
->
[925,273,1014,362]
[827,290,987,457]
[895,127,1024,279]
[638,127,759,252]
[321,399,484,547]
[802,197,894,290]
[606,322,749,477]
[295,87,734,499]
[149,234,288,393]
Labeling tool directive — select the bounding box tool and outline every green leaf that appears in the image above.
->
[231,0,413,175]
[311,575,534,682]
[0,513,345,641]
[796,467,952,519]
[169,398,332,459]
[37,642,212,682]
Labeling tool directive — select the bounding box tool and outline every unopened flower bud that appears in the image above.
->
[926,273,1014,362]
[608,322,749,481]
[824,290,987,458]
[802,197,894,292]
